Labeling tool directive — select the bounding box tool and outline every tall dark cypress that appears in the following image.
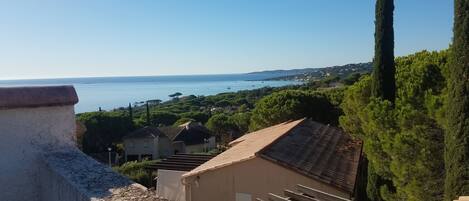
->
[444,0,469,200]
[367,1,396,200]
[371,0,396,103]
[146,101,150,126]
[128,103,133,122]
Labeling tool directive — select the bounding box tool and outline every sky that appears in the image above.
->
[0,0,454,80]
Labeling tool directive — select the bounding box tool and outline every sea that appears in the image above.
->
[0,74,301,113]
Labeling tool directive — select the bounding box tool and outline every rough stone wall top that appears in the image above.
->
[0,85,78,109]
[42,150,160,201]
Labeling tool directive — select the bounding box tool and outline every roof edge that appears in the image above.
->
[182,118,306,178]
[0,85,78,109]
[181,155,257,178]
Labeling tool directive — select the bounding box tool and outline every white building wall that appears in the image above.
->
[124,138,159,160]
[157,169,187,201]
[158,136,174,158]
[0,86,158,201]
[0,106,76,201]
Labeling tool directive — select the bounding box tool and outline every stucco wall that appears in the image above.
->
[0,106,77,201]
[157,169,186,201]
[124,137,159,160]
[184,157,350,201]
[0,86,160,201]
[158,136,174,158]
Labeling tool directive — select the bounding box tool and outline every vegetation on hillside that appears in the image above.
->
[341,50,449,201]
[77,77,351,155]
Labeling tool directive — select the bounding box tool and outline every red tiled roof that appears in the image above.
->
[259,120,362,194]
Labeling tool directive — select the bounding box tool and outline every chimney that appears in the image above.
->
[0,86,79,201]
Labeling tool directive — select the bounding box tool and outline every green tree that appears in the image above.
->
[113,160,158,187]
[230,112,252,134]
[371,0,396,103]
[444,0,469,200]
[342,73,362,85]
[340,50,448,201]
[145,101,150,126]
[367,0,396,199]
[169,92,182,98]
[181,111,210,123]
[150,112,180,126]
[77,111,135,154]
[128,103,133,121]
[173,117,196,126]
[249,90,337,131]
[206,113,236,143]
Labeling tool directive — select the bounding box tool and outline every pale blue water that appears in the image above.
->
[0,74,300,113]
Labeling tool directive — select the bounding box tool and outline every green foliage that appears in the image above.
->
[77,111,135,154]
[149,111,180,126]
[249,90,338,131]
[230,112,252,134]
[113,160,158,187]
[371,0,396,103]
[181,111,210,123]
[206,113,237,144]
[342,72,362,85]
[215,100,231,107]
[173,117,196,126]
[169,92,182,98]
[340,50,448,201]
[206,113,236,136]
[445,1,469,199]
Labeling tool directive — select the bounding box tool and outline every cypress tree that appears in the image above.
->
[128,103,133,122]
[371,0,396,103]
[367,1,396,200]
[146,101,150,126]
[445,0,469,200]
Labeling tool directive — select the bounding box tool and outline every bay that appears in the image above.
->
[0,74,300,113]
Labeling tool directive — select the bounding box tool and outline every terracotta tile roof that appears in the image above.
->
[259,120,362,194]
[182,119,362,195]
[0,86,78,109]
[182,119,304,178]
[123,126,166,139]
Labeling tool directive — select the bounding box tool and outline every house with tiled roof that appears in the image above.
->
[181,118,362,201]
[159,121,216,154]
[123,126,173,161]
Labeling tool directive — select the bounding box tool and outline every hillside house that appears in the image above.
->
[160,121,216,154]
[182,119,362,201]
[123,126,173,161]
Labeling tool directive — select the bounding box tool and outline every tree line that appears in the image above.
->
[340,0,469,200]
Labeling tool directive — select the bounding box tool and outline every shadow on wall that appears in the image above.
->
[0,86,158,201]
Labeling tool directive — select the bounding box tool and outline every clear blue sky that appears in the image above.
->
[0,0,453,79]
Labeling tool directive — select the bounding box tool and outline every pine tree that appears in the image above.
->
[371,0,396,103]
[444,0,469,200]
